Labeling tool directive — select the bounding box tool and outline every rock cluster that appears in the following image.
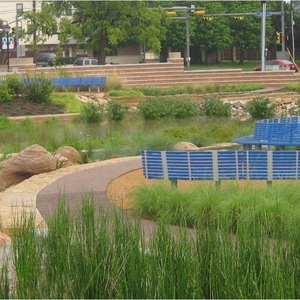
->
[75,92,300,121]
[0,144,82,190]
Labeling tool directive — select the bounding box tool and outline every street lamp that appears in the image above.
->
[4,24,10,72]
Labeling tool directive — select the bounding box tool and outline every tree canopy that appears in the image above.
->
[21,0,298,65]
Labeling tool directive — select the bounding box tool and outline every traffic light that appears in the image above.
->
[194,10,205,16]
[11,27,15,35]
[202,16,213,21]
[284,35,289,41]
[166,11,176,17]
[233,16,244,20]
[276,31,282,45]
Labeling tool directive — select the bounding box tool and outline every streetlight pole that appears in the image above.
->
[4,24,11,72]
[261,0,267,72]
[186,15,190,69]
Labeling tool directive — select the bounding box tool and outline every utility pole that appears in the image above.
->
[33,0,36,45]
[281,0,285,51]
[291,0,295,59]
[261,0,267,72]
[16,3,23,58]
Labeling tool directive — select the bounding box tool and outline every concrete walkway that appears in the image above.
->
[0,156,142,233]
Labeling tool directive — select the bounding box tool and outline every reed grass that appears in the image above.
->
[2,193,300,298]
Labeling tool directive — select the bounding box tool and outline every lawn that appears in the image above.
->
[186,59,300,72]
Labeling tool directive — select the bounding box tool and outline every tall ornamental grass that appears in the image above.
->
[1,193,300,298]
[131,182,300,240]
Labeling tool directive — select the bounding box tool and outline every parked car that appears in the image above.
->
[73,57,98,66]
[35,52,56,67]
[253,59,298,72]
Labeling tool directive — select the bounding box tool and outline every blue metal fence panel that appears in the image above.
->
[141,150,300,182]
[189,151,214,180]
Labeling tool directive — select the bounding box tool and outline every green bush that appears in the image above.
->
[245,96,277,119]
[198,97,231,117]
[106,100,129,121]
[138,97,198,120]
[170,98,198,118]
[6,74,25,97]
[137,97,172,120]
[74,103,105,123]
[0,82,12,103]
[22,75,54,103]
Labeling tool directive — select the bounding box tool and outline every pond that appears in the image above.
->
[0,115,253,160]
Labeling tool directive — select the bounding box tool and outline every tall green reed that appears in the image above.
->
[2,192,300,298]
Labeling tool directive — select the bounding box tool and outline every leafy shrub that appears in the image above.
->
[198,97,231,117]
[171,98,198,118]
[137,97,172,120]
[245,96,277,119]
[0,82,12,103]
[138,97,198,120]
[22,74,54,103]
[74,103,105,123]
[6,74,25,97]
[106,100,129,121]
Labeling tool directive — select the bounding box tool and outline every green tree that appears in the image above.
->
[192,2,231,64]
[23,1,168,65]
[227,1,274,64]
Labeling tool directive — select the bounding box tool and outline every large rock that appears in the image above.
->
[173,142,199,151]
[55,146,82,164]
[0,144,56,188]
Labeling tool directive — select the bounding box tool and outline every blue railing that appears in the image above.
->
[141,150,300,187]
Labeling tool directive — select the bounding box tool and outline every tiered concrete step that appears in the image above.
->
[26,61,300,88]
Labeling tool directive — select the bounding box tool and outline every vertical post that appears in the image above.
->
[281,0,285,51]
[16,15,19,58]
[6,30,9,72]
[261,0,267,72]
[291,1,295,59]
[16,3,23,58]
[186,15,190,69]
[171,180,178,188]
[33,0,36,44]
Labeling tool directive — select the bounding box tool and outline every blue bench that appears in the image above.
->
[51,76,106,92]
[233,116,300,150]
[21,76,107,92]
[141,149,300,187]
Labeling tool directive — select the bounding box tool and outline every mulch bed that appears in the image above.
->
[0,99,65,117]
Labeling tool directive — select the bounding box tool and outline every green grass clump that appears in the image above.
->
[285,82,300,92]
[134,83,264,97]
[50,93,84,113]
[107,90,144,97]
[131,182,300,240]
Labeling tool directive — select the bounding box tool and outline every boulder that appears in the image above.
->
[55,146,82,164]
[54,153,74,168]
[173,142,199,151]
[0,144,56,188]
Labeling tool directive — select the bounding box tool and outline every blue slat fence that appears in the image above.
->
[142,150,300,187]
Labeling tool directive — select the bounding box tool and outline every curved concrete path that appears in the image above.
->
[0,156,155,234]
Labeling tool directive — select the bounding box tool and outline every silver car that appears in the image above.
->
[73,57,98,66]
